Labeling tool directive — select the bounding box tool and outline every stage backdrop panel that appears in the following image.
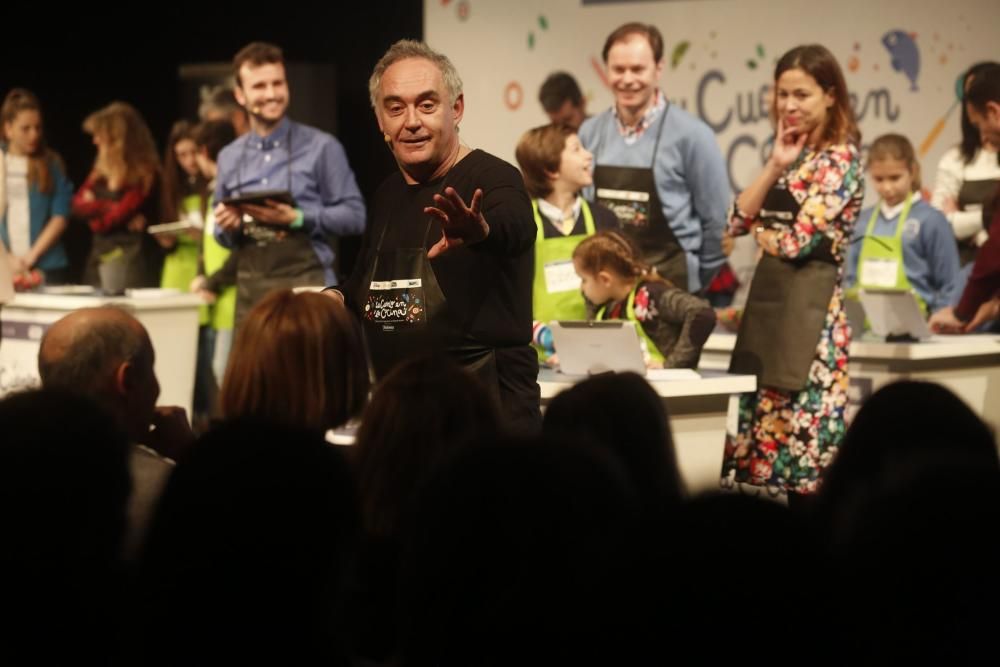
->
[425,0,999,195]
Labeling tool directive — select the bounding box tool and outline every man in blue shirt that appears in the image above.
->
[213,42,366,326]
[579,22,729,293]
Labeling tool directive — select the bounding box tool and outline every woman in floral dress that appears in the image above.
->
[722,44,863,497]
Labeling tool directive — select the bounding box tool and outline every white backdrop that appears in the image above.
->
[426,0,999,194]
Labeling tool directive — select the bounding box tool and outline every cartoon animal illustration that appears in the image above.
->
[882,30,920,91]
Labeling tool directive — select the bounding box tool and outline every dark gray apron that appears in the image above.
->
[230,123,326,329]
[358,182,502,407]
[729,186,839,392]
[84,229,161,290]
[234,221,326,329]
[956,178,1000,266]
[592,106,688,290]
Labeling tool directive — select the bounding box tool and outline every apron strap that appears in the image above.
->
[625,282,665,363]
[531,199,545,243]
[894,193,914,240]
[580,199,596,235]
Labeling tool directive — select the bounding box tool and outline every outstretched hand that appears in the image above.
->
[424,187,489,258]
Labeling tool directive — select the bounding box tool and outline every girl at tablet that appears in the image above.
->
[846,134,962,318]
[571,231,715,368]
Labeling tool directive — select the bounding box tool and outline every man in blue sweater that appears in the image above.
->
[579,22,729,293]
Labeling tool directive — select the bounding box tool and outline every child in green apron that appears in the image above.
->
[189,120,238,426]
[158,121,209,299]
[846,134,962,322]
[571,231,715,369]
[514,124,619,360]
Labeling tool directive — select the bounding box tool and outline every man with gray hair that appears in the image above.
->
[38,306,194,555]
[335,39,540,431]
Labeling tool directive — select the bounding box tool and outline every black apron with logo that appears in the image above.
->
[729,185,839,392]
[593,106,689,290]
[235,221,326,328]
[358,184,503,407]
[956,178,1000,266]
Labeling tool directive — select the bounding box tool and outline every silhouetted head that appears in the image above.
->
[138,418,359,663]
[398,438,640,664]
[39,307,160,442]
[816,380,998,546]
[544,371,683,513]
[221,289,369,432]
[353,353,499,541]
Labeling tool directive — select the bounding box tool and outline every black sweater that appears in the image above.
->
[343,150,536,350]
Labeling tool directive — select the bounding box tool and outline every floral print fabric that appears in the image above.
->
[722,144,863,494]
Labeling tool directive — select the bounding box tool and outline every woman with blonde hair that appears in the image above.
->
[220,289,369,432]
[72,101,162,289]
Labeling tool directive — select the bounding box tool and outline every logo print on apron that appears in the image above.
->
[364,278,427,330]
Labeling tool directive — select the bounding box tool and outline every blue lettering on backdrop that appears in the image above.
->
[851,89,901,122]
[697,70,731,133]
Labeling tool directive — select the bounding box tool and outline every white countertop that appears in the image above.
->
[704,332,1000,362]
[537,367,757,399]
[8,290,205,312]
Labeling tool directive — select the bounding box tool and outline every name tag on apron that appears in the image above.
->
[596,188,651,227]
[543,260,581,294]
[364,278,427,331]
[860,259,899,288]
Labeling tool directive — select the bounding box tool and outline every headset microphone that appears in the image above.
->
[252,106,261,114]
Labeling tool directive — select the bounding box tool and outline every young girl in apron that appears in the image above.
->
[846,134,962,319]
[571,231,715,369]
[157,121,209,298]
[722,45,864,498]
[514,124,620,360]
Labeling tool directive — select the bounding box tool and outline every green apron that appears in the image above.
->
[596,283,665,364]
[532,198,595,359]
[856,193,926,314]
[202,199,237,331]
[161,194,208,323]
